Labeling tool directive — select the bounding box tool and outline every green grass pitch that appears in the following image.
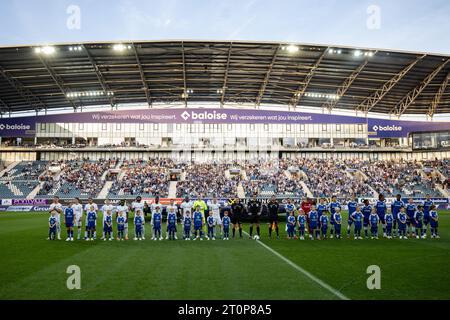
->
[0,211,449,300]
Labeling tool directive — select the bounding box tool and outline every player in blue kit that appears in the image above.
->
[222,211,231,240]
[83,198,99,240]
[398,207,408,239]
[286,211,296,239]
[64,203,75,242]
[320,211,329,240]
[134,211,144,240]
[103,210,113,241]
[116,212,125,241]
[351,206,363,240]
[317,198,327,222]
[86,206,97,241]
[48,211,58,240]
[328,196,340,239]
[183,210,192,240]
[333,209,342,239]
[405,198,417,237]
[308,205,319,240]
[369,210,380,239]
[422,195,433,237]
[391,194,404,237]
[284,198,296,233]
[206,211,216,240]
[167,207,178,240]
[151,206,163,241]
[375,194,387,237]
[193,207,204,240]
[414,205,425,239]
[346,195,358,238]
[361,199,372,239]
[297,210,307,240]
[429,205,440,239]
[385,209,394,239]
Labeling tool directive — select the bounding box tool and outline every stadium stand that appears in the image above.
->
[0,159,449,200]
[357,160,442,197]
[240,159,305,198]
[36,159,117,199]
[176,162,240,198]
[295,159,373,198]
[423,159,450,190]
[108,159,171,198]
[0,161,47,180]
[0,161,48,198]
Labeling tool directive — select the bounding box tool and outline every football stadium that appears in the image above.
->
[0,38,449,301]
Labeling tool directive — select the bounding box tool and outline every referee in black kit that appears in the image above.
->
[267,195,280,239]
[247,193,262,239]
[230,198,245,238]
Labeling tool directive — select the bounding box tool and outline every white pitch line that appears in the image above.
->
[243,231,350,300]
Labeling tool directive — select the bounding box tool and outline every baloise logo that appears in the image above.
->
[180,110,227,121]
[0,123,31,130]
[372,124,402,132]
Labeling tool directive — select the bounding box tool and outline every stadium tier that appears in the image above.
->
[0,159,448,199]
[0,160,47,198]
[108,159,171,199]
[35,159,118,199]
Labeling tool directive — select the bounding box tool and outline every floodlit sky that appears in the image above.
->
[0,0,449,54]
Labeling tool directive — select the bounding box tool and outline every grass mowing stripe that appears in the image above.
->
[243,231,350,300]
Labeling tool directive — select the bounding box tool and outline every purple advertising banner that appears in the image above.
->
[12,199,48,205]
[367,118,450,138]
[0,117,36,137]
[1,108,449,138]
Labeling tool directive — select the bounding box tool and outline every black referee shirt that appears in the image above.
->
[231,203,245,217]
[267,201,279,216]
[247,199,262,215]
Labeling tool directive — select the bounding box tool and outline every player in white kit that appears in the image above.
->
[207,197,222,239]
[72,197,84,240]
[132,196,145,240]
[84,197,99,240]
[49,196,63,240]
[180,196,193,218]
[101,199,116,240]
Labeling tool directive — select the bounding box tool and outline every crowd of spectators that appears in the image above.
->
[357,160,440,197]
[295,158,373,198]
[1,161,47,181]
[109,159,172,198]
[239,159,305,198]
[422,159,450,190]
[3,157,449,199]
[38,159,117,198]
[176,162,239,198]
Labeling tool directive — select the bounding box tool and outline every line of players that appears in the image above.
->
[283,194,440,240]
[47,193,441,242]
[48,195,236,241]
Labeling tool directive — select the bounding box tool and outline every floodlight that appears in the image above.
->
[286,45,299,53]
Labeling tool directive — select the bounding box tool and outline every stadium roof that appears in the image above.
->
[0,40,449,116]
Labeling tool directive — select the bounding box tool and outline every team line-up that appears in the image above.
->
[47,193,441,242]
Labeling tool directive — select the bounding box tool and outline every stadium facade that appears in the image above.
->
[0,106,450,162]
[1,40,449,161]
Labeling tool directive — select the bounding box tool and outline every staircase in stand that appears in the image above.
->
[98,181,114,199]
